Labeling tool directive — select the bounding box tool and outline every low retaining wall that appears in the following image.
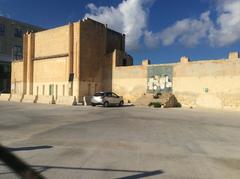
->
[56,96,77,106]
[36,95,55,104]
[175,92,240,111]
[10,94,24,102]
[0,93,11,101]
[22,95,37,103]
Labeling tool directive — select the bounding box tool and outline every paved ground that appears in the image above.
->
[0,101,240,179]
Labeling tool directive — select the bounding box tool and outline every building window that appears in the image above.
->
[14,28,22,38]
[0,24,5,36]
[0,65,4,74]
[122,58,127,66]
[13,45,22,60]
[0,41,3,53]
[3,66,10,73]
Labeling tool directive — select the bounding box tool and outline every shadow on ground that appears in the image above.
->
[96,104,135,108]
[0,163,164,178]
[6,145,53,152]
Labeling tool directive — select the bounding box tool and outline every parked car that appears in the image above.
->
[91,92,124,107]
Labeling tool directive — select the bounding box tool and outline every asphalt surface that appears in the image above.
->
[0,101,240,179]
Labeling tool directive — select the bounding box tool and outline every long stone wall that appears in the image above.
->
[112,52,240,110]
[112,63,147,102]
[173,56,240,110]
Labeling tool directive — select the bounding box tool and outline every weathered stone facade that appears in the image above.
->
[9,18,240,110]
[11,18,132,104]
[112,51,240,111]
[0,16,43,93]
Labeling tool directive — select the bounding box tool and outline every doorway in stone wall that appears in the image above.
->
[55,85,58,100]
[49,84,54,96]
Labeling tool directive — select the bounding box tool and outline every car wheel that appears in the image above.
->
[103,101,109,107]
[119,101,124,107]
[91,103,96,106]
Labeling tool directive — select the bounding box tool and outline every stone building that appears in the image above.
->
[0,16,43,61]
[111,52,240,110]
[9,18,240,111]
[0,16,43,92]
[11,18,132,104]
[0,61,11,92]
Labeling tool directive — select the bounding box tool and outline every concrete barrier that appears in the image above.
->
[0,93,11,101]
[36,95,55,104]
[22,95,37,103]
[83,96,92,106]
[56,96,77,106]
[10,94,24,102]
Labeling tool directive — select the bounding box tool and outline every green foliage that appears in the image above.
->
[148,102,161,108]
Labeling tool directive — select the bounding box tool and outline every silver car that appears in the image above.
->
[91,92,124,107]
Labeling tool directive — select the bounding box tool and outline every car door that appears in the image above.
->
[111,92,120,104]
[105,92,113,104]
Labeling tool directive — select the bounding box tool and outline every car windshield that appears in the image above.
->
[94,92,104,96]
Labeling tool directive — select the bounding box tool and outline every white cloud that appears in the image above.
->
[209,0,240,46]
[144,0,240,48]
[144,31,161,48]
[84,0,240,50]
[144,11,212,47]
[84,0,155,50]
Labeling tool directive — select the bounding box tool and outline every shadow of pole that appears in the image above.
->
[116,170,164,179]
[0,144,164,179]
[28,164,156,174]
[31,165,164,178]
[0,144,45,179]
[0,163,164,178]
[6,145,53,152]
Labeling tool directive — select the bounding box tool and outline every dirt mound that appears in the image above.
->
[134,93,181,108]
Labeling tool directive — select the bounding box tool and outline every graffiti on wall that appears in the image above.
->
[147,66,173,93]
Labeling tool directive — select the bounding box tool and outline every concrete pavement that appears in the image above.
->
[0,101,240,179]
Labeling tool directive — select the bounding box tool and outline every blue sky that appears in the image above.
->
[1,0,239,64]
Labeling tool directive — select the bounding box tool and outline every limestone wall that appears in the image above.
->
[103,53,114,92]
[11,61,24,94]
[173,58,240,110]
[34,26,69,58]
[33,57,68,83]
[111,52,240,110]
[78,19,107,97]
[106,29,125,54]
[112,65,147,102]
[33,57,68,97]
